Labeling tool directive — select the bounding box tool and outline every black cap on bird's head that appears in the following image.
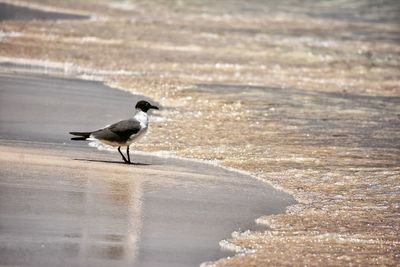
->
[135,100,159,113]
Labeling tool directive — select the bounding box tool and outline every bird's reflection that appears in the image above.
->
[61,166,144,266]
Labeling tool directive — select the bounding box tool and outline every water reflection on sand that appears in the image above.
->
[0,146,143,267]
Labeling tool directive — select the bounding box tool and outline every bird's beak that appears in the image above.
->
[151,105,159,110]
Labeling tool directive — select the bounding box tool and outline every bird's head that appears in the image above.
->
[135,100,159,113]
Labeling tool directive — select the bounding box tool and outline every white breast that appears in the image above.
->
[127,110,149,144]
[134,110,149,128]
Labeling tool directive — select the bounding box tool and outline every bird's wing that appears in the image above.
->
[108,119,142,133]
[92,119,141,143]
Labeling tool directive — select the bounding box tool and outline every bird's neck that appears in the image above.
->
[134,110,149,126]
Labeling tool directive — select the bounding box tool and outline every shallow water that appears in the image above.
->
[1,0,399,265]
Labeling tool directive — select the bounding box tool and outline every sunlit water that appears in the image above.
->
[1,0,399,265]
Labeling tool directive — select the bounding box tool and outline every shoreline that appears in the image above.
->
[1,0,399,266]
[0,58,297,199]
[0,70,295,267]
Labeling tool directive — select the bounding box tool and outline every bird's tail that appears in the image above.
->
[69,131,92,141]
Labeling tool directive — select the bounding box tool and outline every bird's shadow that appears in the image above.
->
[74,158,151,166]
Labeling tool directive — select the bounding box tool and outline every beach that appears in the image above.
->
[0,71,293,266]
[0,0,399,265]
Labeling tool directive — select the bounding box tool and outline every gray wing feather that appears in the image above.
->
[92,119,141,143]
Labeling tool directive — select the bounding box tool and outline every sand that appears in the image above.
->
[0,2,88,21]
[0,71,294,267]
[1,1,399,265]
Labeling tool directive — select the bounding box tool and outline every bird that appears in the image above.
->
[69,100,159,164]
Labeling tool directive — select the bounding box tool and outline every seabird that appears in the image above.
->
[69,100,159,164]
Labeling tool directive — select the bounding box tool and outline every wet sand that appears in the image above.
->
[0,72,294,267]
[0,2,88,21]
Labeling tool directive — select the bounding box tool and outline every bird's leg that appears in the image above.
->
[126,146,131,164]
[118,146,129,163]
